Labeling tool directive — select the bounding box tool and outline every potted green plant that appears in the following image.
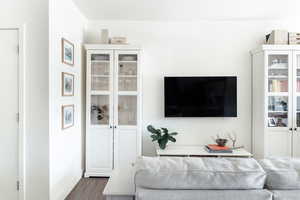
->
[147,125,178,150]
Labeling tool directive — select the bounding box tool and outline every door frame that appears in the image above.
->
[0,25,26,200]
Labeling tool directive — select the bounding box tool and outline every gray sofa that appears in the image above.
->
[134,157,300,200]
[259,158,300,200]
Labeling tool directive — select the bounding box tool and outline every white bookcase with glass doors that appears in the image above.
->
[85,44,142,177]
[252,45,300,158]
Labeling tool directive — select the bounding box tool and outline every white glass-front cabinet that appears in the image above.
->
[252,45,300,158]
[85,45,142,177]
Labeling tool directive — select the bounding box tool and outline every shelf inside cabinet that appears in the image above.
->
[118,91,138,96]
[268,92,289,96]
[92,75,110,78]
[268,111,288,113]
[118,75,137,78]
[119,61,137,63]
[91,60,110,63]
[268,75,288,79]
[91,91,110,95]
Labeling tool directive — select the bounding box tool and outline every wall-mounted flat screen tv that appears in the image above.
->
[164,76,237,117]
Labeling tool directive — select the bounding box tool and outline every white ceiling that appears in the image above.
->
[73,0,300,21]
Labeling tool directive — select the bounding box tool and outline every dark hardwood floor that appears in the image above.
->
[66,178,109,200]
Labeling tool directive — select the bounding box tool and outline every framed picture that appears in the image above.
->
[62,72,74,96]
[62,105,74,129]
[62,38,74,66]
[268,118,276,127]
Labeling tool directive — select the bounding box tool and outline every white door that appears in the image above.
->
[86,50,114,176]
[114,51,140,169]
[0,29,19,199]
[266,51,293,157]
[292,51,300,157]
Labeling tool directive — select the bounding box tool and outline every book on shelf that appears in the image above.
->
[270,79,288,92]
[204,144,233,153]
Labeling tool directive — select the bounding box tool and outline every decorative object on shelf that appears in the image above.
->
[62,38,74,66]
[91,104,109,122]
[211,134,228,147]
[205,144,233,153]
[147,125,178,150]
[62,104,74,129]
[110,37,127,44]
[100,29,109,44]
[62,72,74,96]
[289,32,300,45]
[268,118,276,127]
[215,138,228,147]
[266,30,288,45]
[227,131,237,148]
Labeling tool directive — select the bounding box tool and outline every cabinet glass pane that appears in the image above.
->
[92,77,109,91]
[268,96,288,112]
[118,54,138,91]
[297,69,300,92]
[268,55,288,93]
[91,54,110,91]
[119,54,137,62]
[91,95,109,125]
[268,112,288,127]
[118,96,137,125]
[118,77,137,91]
[268,78,288,92]
[297,97,300,127]
[268,96,288,127]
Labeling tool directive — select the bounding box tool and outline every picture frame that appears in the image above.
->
[62,38,74,66]
[62,105,74,129]
[62,72,74,96]
[268,118,276,127]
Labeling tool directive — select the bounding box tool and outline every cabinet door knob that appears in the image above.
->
[289,128,293,131]
[110,125,112,129]
[295,128,297,131]
[114,126,117,129]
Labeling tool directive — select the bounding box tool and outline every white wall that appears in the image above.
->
[49,0,86,199]
[85,20,300,155]
[0,0,49,199]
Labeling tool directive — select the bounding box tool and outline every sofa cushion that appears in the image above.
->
[136,188,273,200]
[259,158,300,190]
[135,156,266,190]
[271,190,300,200]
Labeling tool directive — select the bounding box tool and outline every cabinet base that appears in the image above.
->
[105,196,134,200]
[84,171,111,178]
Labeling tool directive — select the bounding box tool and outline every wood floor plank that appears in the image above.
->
[66,178,108,200]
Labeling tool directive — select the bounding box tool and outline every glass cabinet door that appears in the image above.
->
[115,52,139,126]
[89,52,113,126]
[295,54,300,128]
[118,54,138,91]
[267,53,290,128]
[118,96,137,125]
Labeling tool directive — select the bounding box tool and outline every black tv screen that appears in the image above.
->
[164,77,237,117]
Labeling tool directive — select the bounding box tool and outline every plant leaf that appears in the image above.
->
[170,132,178,136]
[151,135,158,141]
[147,125,156,133]
[147,125,161,136]
[168,136,176,143]
[161,128,168,134]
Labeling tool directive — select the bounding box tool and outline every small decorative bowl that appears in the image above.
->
[216,138,228,147]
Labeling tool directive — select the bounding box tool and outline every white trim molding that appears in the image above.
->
[0,25,26,200]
